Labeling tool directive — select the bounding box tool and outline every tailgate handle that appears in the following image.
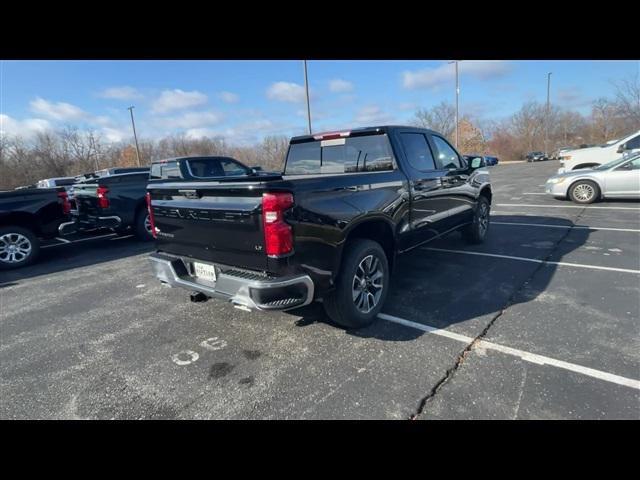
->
[179,189,200,199]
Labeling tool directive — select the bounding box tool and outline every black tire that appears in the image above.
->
[462,196,490,244]
[323,239,389,330]
[568,180,599,204]
[134,207,154,241]
[0,226,40,270]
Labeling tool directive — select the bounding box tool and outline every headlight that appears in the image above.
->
[548,177,566,184]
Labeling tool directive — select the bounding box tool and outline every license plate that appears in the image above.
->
[193,262,217,282]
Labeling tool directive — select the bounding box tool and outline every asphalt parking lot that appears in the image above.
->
[1,160,639,419]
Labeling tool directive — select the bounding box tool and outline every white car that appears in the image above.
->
[558,130,640,174]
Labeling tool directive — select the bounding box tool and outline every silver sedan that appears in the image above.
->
[545,154,640,204]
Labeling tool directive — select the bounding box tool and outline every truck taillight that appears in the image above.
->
[57,190,71,214]
[97,185,109,209]
[262,192,294,257]
[145,192,157,239]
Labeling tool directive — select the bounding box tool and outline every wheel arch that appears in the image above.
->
[0,212,40,235]
[572,163,600,171]
[343,217,396,272]
[568,177,603,199]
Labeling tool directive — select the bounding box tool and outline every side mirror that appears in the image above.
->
[470,157,485,169]
[617,144,625,154]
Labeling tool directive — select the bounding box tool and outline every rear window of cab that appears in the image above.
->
[150,157,250,180]
[285,134,395,175]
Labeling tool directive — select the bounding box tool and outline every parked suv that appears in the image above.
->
[558,130,640,173]
[146,126,492,329]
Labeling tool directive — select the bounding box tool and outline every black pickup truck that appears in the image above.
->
[59,170,154,240]
[147,126,492,328]
[0,187,71,269]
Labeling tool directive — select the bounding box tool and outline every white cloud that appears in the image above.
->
[99,86,142,100]
[29,97,88,121]
[329,79,354,93]
[266,82,306,103]
[218,91,239,103]
[354,105,394,125]
[100,127,129,142]
[184,128,225,139]
[402,61,511,90]
[151,89,208,113]
[153,111,223,130]
[0,114,52,137]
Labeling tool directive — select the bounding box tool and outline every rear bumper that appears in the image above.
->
[58,215,122,235]
[149,252,314,311]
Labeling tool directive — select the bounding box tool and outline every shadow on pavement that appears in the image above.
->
[290,214,590,342]
[0,234,154,286]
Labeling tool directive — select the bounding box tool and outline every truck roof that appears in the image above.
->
[290,125,439,144]
[150,155,240,164]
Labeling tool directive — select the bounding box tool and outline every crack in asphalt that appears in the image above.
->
[409,205,587,420]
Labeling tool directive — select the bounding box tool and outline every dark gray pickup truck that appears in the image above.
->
[147,126,492,328]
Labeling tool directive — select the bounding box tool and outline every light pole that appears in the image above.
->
[545,72,552,157]
[449,60,460,148]
[127,106,142,167]
[92,151,101,171]
[303,60,312,135]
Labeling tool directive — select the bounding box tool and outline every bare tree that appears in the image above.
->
[258,135,289,171]
[413,102,456,139]
[612,74,640,126]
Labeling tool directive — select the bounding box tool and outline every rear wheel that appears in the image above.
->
[134,207,154,241]
[323,239,389,329]
[569,180,599,204]
[462,196,490,244]
[0,226,40,270]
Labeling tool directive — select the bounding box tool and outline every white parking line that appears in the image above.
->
[41,233,118,248]
[492,221,640,233]
[497,203,640,211]
[377,313,640,391]
[421,247,640,274]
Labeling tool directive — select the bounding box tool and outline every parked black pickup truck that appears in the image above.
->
[59,171,154,240]
[0,187,71,269]
[147,126,492,328]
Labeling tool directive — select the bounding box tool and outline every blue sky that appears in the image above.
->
[1,60,638,145]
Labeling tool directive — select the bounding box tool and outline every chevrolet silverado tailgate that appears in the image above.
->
[149,181,278,271]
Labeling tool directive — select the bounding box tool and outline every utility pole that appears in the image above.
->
[127,106,142,167]
[448,60,460,148]
[303,60,312,135]
[545,72,552,157]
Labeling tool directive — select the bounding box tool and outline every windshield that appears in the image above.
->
[593,154,638,171]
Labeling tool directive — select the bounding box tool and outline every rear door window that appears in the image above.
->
[399,133,436,172]
[150,161,181,179]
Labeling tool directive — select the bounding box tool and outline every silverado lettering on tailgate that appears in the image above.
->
[154,207,250,223]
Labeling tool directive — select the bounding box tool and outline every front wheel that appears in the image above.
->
[323,239,389,329]
[0,226,40,270]
[568,180,599,204]
[462,196,490,244]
